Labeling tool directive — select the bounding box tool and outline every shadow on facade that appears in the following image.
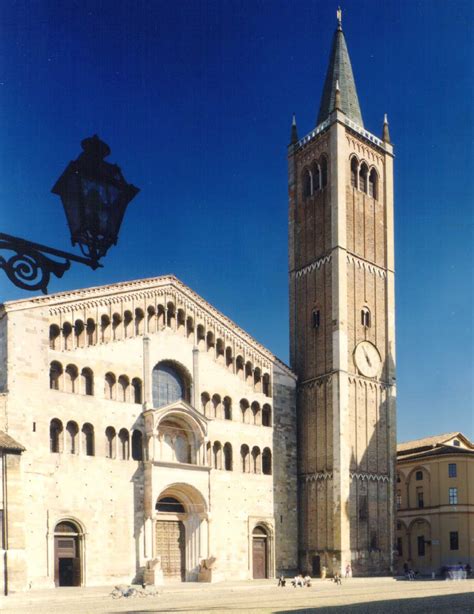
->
[297,345,396,576]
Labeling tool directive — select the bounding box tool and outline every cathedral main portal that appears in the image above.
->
[155,520,185,580]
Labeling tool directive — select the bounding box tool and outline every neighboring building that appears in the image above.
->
[0,275,297,591]
[395,432,474,575]
[288,13,396,575]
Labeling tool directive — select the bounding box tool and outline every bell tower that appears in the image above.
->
[288,12,396,575]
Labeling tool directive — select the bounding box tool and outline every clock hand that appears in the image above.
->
[363,348,372,367]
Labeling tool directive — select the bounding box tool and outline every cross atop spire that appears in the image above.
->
[316,15,364,127]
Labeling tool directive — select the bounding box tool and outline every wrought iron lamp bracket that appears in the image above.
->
[0,233,101,295]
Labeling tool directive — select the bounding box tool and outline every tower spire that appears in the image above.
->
[289,113,299,145]
[316,13,364,127]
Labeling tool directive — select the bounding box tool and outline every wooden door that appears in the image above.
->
[54,536,80,586]
[156,520,185,579]
[252,537,267,579]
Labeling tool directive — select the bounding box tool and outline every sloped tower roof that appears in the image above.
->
[316,14,363,127]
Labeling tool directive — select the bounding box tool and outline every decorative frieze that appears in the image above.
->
[350,471,390,483]
[295,255,331,279]
[300,471,333,483]
[346,254,386,279]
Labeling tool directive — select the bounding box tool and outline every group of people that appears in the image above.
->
[277,574,311,587]
[277,564,352,588]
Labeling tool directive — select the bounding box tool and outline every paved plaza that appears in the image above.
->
[1,578,473,614]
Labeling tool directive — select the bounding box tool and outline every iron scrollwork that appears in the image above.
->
[0,233,100,294]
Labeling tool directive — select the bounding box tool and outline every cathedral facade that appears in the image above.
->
[0,14,396,592]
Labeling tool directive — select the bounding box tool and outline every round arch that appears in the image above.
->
[152,359,192,408]
[53,517,85,588]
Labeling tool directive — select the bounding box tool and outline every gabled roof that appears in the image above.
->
[316,21,363,127]
[397,432,473,457]
[0,431,25,452]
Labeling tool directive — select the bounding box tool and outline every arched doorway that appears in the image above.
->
[252,525,268,579]
[54,520,82,587]
[155,496,186,580]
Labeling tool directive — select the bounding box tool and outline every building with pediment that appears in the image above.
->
[0,275,297,589]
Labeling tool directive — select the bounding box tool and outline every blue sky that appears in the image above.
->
[0,0,472,442]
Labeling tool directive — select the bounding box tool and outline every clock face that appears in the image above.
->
[354,341,381,378]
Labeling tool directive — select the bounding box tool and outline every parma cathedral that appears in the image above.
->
[0,13,396,591]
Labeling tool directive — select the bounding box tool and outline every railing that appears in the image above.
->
[296,117,385,150]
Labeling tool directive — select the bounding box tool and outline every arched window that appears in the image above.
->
[241,444,250,473]
[197,325,205,350]
[123,311,133,338]
[359,163,368,194]
[105,372,116,400]
[251,401,261,425]
[240,398,249,423]
[212,394,221,419]
[262,373,271,397]
[86,318,96,345]
[166,302,176,328]
[251,446,261,473]
[49,361,63,390]
[64,364,78,393]
[236,356,244,379]
[262,448,272,475]
[63,322,72,350]
[132,378,142,404]
[152,361,190,408]
[81,423,94,456]
[66,421,78,454]
[201,392,210,417]
[350,157,358,188]
[216,339,225,363]
[177,309,186,334]
[74,320,85,348]
[254,367,262,392]
[361,307,371,328]
[224,442,233,471]
[223,396,232,420]
[135,308,145,335]
[321,156,328,188]
[105,426,116,459]
[369,168,378,199]
[49,324,60,350]
[100,314,110,343]
[262,404,272,427]
[118,375,129,402]
[213,441,222,470]
[50,418,63,453]
[118,428,129,460]
[245,362,253,386]
[226,347,233,371]
[206,331,215,354]
[186,316,194,339]
[156,496,185,513]
[131,430,143,461]
[157,304,165,328]
[112,313,122,340]
[81,368,94,396]
[312,163,321,192]
[147,306,156,332]
[302,168,312,198]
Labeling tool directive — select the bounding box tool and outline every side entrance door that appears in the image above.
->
[252,536,267,579]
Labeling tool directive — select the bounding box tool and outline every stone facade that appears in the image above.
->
[0,275,298,591]
[288,24,397,575]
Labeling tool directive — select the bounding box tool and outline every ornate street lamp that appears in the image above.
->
[0,135,139,294]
